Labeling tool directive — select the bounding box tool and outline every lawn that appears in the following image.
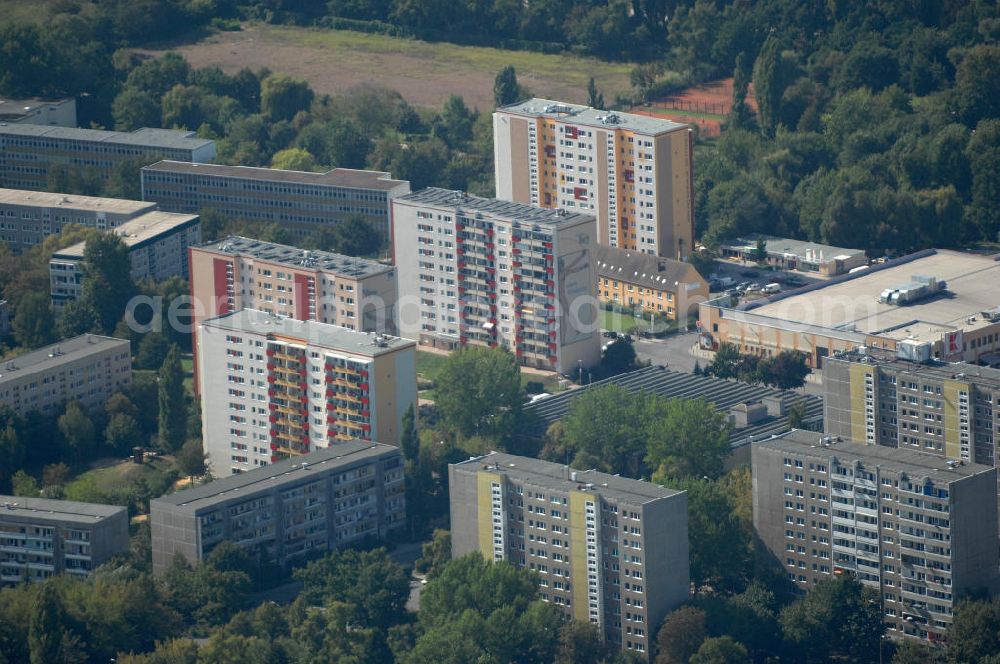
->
[143,23,636,109]
[64,456,180,508]
[417,349,565,400]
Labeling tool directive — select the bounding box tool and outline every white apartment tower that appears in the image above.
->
[494,99,694,259]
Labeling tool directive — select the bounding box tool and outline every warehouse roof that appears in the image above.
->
[499,98,688,135]
[395,188,595,227]
[143,160,410,191]
[526,365,823,448]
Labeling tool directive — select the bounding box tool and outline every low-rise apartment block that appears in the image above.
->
[196,309,416,475]
[392,188,600,374]
[189,236,398,337]
[718,234,867,276]
[150,442,405,575]
[141,160,410,239]
[752,430,999,643]
[0,97,77,127]
[0,496,128,585]
[450,452,689,658]
[494,99,694,259]
[595,245,708,319]
[50,210,201,308]
[0,125,215,191]
[0,187,157,253]
[0,334,131,417]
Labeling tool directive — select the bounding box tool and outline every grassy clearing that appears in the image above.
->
[0,0,45,24]
[64,456,179,507]
[147,23,636,109]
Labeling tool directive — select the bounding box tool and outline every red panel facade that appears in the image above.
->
[294,273,311,320]
[212,258,231,316]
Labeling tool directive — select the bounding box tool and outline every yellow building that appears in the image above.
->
[494,99,694,259]
[596,245,707,319]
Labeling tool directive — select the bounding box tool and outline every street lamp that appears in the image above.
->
[577,359,583,384]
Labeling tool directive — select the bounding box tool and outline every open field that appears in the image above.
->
[631,78,758,138]
[142,23,636,109]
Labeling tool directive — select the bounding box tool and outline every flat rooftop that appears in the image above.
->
[830,349,1000,387]
[395,188,595,228]
[759,430,995,483]
[53,211,200,259]
[143,160,409,191]
[197,235,392,279]
[0,188,157,215]
[453,451,683,505]
[720,234,865,262]
[153,441,398,510]
[202,309,415,357]
[736,250,1000,344]
[0,124,214,151]
[0,495,125,524]
[499,98,688,136]
[0,97,72,120]
[0,334,128,382]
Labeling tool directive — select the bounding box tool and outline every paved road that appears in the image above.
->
[633,330,703,373]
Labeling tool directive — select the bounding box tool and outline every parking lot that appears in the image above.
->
[706,259,822,295]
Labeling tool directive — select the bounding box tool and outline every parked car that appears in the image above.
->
[603,330,618,338]
[740,269,758,277]
[762,283,782,294]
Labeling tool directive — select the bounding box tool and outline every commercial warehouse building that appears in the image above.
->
[141,160,410,239]
[450,452,688,657]
[699,249,1000,369]
[150,442,405,575]
[494,99,694,259]
[0,97,77,127]
[392,188,600,374]
[50,210,201,308]
[752,430,999,643]
[595,245,708,319]
[0,187,157,253]
[0,334,131,417]
[0,496,128,585]
[718,234,867,276]
[196,309,416,475]
[0,125,215,191]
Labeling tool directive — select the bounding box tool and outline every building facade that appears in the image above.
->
[196,309,416,476]
[595,245,708,319]
[0,300,9,338]
[0,188,157,253]
[0,97,77,127]
[189,236,399,337]
[824,351,1000,467]
[752,430,999,643]
[150,442,405,575]
[0,125,215,191]
[494,99,694,259]
[450,452,689,658]
[392,188,600,374]
[141,160,410,239]
[0,496,128,586]
[50,210,201,308]
[0,335,131,417]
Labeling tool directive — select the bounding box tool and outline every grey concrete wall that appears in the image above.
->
[642,493,690,643]
[448,464,482,558]
[950,469,1000,596]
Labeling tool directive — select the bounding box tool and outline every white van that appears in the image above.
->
[762,283,781,294]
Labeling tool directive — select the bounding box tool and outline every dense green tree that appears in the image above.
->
[560,384,645,475]
[136,333,173,371]
[13,292,55,349]
[752,36,801,136]
[647,397,732,481]
[554,620,609,664]
[433,346,523,441]
[105,413,142,455]
[112,86,161,130]
[59,401,97,463]
[157,345,186,452]
[655,606,708,664]
[79,233,137,335]
[294,547,410,630]
[493,65,521,107]
[689,636,751,664]
[28,584,83,664]
[946,597,1000,664]
[260,73,314,122]
[758,350,811,389]
[57,300,101,339]
[779,576,883,663]
[270,147,318,171]
[400,403,419,462]
[11,470,39,497]
[586,77,605,110]
[954,44,1000,127]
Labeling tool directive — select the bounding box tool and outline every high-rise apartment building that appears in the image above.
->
[493,99,693,259]
[391,188,600,374]
[450,452,689,658]
[824,350,1000,466]
[189,236,399,337]
[0,335,131,417]
[0,125,215,191]
[50,210,201,308]
[141,160,410,239]
[150,442,405,575]
[0,187,157,253]
[0,496,129,586]
[196,309,416,476]
[752,430,999,643]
